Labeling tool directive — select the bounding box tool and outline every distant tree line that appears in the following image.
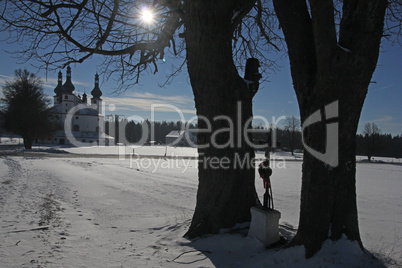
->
[106,118,401,160]
[356,123,402,159]
[356,133,402,159]
[105,119,197,144]
[105,115,304,150]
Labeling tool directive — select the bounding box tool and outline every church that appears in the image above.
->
[43,66,114,146]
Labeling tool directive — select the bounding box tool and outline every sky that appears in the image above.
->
[0,34,401,136]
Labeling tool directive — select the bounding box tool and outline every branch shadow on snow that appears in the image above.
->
[163,221,390,267]
[169,222,296,267]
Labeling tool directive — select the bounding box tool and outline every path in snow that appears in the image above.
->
[0,155,400,267]
[0,156,67,267]
[0,156,201,267]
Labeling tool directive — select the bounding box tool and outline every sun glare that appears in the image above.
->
[141,8,154,24]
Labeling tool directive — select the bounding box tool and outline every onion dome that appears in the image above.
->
[54,71,63,95]
[91,73,102,99]
[62,66,75,93]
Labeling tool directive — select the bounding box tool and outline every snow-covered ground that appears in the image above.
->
[0,141,401,267]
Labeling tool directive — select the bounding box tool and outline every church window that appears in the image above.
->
[65,95,68,99]
[96,126,99,133]
[76,116,79,120]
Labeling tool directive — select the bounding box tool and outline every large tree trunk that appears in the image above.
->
[22,134,33,149]
[183,0,260,238]
[273,0,387,257]
[293,84,367,257]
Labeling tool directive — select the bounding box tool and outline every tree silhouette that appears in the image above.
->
[1,69,54,149]
[273,0,400,257]
[284,116,300,156]
[0,0,280,238]
[363,122,381,161]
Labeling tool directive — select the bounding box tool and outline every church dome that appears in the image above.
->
[62,66,75,93]
[91,73,102,99]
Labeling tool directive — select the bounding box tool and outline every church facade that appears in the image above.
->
[43,67,114,146]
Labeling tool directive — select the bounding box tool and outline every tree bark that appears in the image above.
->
[183,0,260,238]
[273,0,387,257]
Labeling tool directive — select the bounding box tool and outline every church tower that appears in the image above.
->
[62,66,75,93]
[91,73,103,115]
[61,66,75,115]
[82,92,88,104]
[53,70,63,104]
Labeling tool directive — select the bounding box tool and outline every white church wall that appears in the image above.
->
[72,115,104,133]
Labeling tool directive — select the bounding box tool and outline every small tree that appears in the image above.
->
[363,122,381,161]
[284,116,301,155]
[1,69,54,149]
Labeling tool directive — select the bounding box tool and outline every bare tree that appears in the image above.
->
[0,0,281,238]
[273,0,400,257]
[363,122,381,161]
[284,116,300,155]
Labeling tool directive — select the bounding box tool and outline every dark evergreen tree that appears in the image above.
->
[1,69,54,149]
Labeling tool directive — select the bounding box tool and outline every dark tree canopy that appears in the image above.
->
[1,69,54,149]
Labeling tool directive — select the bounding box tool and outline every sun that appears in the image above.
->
[141,8,154,24]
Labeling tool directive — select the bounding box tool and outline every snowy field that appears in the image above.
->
[1,137,401,163]
[0,140,401,267]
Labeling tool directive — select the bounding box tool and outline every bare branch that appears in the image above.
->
[384,0,402,45]
[158,58,186,87]
[0,0,184,89]
[255,0,280,51]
